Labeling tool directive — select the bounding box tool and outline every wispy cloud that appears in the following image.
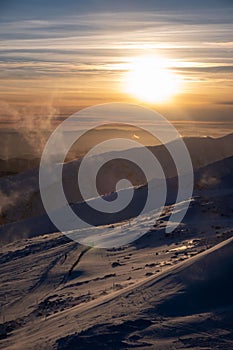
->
[0,7,232,126]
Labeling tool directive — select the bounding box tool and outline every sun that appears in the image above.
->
[124,56,181,103]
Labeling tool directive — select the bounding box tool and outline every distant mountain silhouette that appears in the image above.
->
[0,131,232,176]
[0,133,232,226]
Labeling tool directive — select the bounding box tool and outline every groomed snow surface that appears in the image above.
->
[0,151,233,349]
[0,191,233,349]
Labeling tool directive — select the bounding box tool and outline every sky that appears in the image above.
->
[0,0,233,137]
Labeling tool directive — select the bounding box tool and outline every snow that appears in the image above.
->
[0,229,232,349]
[0,143,233,349]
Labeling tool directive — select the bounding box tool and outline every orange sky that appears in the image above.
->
[0,4,232,137]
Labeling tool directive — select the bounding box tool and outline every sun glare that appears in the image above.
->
[124,56,181,103]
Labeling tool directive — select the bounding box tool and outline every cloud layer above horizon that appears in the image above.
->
[0,0,233,134]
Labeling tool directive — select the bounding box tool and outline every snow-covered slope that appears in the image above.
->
[0,138,233,349]
[195,155,233,190]
[1,134,233,225]
[0,159,232,348]
[1,155,233,245]
[0,229,232,349]
[55,237,233,350]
